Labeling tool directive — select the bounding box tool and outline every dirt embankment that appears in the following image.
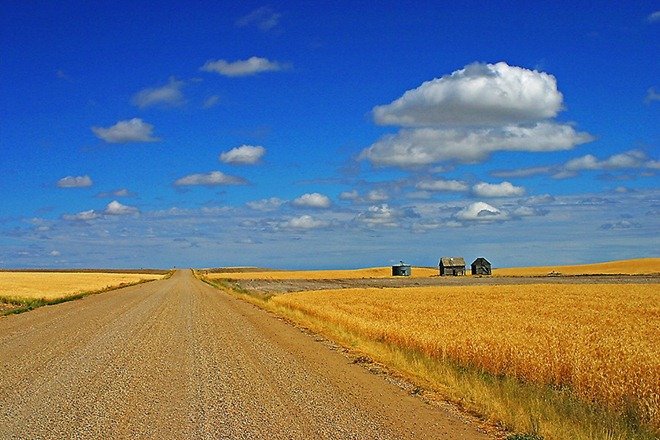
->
[225,274,660,295]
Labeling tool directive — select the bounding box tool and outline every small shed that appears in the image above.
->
[392,261,411,276]
[471,257,492,275]
[439,257,465,276]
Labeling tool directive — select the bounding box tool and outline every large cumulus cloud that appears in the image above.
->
[362,62,593,168]
[373,62,563,127]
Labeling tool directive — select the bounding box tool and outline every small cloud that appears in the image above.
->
[92,118,159,143]
[236,7,282,31]
[648,11,660,23]
[512,206,545,217]
[105,200,139,215]
[472,181,525,198]
[203,95,220,108]
[455,202,508,222]
[220,145,266,165]
[247,197,285,211]
[645,87,660,104]
[200,57,288,77]
[132,77,185,108]
[57,175,93,188]
[494,150,658,180]
[492,166,552,178]
[281,215,329,230]
[339,189,390,203]
[524,194,556,205]
[366,189,389,202]
[356,204,403,228]
[63,209,101,221]
[292,193,331,209]
[564,150,650,172]
[56,70,72,81]
[174,171,247,186]
[416,179,468,192]
[49,250,61,257]
[339,190,359,200]
[97,188,134,198]
[600,220,640,230]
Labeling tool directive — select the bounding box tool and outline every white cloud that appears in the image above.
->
[203,95,220,108]
[201,57,287,77]
[56,70,71,81]
[57,175,93,188]
[455,202,508,222]
[360,123,592,167]
[63,209,100,221]
[132,77,184,108]
[247,197,285,211]
[366,189,389,201]
[49,250,61,257]
[105,200,139,215]
[236,7,281,31]
[339,189,390,203]
[492,150,658,180]
[473,181,525,197]
[281,215,329,230]
[220,145,265,165]
[174,171,247,186]
[648,11,660,23]
[97,188,134,198]
[292,193,331,209]
[340,190,359,200]
[356,204,400,227]
[645,87,660,103]
[492,166,552,178]
[92,118,159,143]
[512,206,540,217]
[363,62,593,169]
[416,179,468,192]
[373,62,563,127]
[646,160,660,170]
[355,204,419,228]
[564,151,647,171]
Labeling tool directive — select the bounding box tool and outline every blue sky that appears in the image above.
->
[1,1,658,269]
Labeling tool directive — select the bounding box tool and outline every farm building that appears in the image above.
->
[439,257,466,276]
[471,257,492,275]
[392,261,411,276]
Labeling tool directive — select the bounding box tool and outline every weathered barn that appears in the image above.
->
[471,257,492,275]
[439,257,465,276]
[392,261,411,276]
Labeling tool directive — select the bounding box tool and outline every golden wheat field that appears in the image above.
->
[493,257,660,276]
[0,272,163,301]
[272,283,660,429]
[206,266,438,280]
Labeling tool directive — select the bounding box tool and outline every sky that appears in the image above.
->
[1,1,658,269]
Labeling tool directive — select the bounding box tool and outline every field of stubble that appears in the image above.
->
[204,258,659,439]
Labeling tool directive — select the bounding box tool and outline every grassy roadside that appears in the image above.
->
[1,271,173,316]
[199,275,658,440]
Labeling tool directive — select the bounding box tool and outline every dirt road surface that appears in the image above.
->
[0,270,491,439]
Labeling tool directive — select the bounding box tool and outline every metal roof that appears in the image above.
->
[439,257,465,266]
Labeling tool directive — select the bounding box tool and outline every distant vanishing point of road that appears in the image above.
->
[0,270,490,439]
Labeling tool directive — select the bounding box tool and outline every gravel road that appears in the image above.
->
[0,270,491,439]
